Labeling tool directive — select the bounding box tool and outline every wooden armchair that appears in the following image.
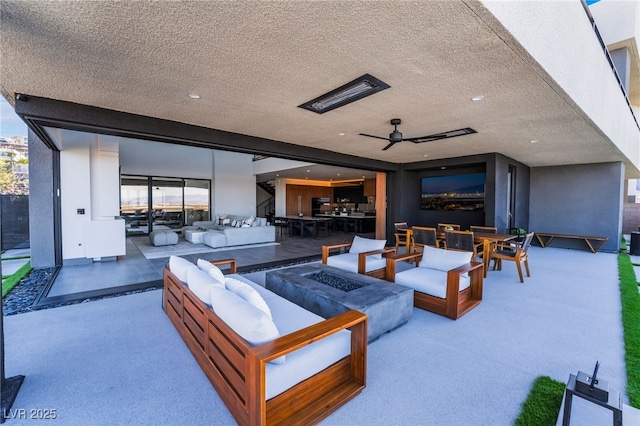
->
[385,245,484,319]
[322,235,396,279]
[491,232,534,282]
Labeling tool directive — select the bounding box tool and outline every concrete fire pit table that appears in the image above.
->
[265,263,413,342]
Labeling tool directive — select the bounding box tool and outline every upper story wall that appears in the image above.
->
[480,0,640,176]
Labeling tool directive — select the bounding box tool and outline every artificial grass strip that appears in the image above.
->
[618,253,640,408]
[1,260,31,298]
[514,376,565,426]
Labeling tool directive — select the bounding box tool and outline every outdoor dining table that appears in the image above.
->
[435,231,518,278]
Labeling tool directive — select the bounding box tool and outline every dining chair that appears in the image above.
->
[437,223,461,232]
[411,226,441,253]
[444,230,475,254]
[469,226,497,260]
[394,222,410,254]
[490,232,535,282]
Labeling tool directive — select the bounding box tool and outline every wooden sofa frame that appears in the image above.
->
[321,242,396,279]
[385,252,484,320]
[163,258,368,426]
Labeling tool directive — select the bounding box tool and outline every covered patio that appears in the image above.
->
[3,245,627,425]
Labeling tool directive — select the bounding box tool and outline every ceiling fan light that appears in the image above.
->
[299,74,390,114]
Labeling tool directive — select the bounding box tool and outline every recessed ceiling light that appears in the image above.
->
[441,166,447,169]
[337,173,341,176]
[188,93,201,99]
[530,140,539,143]
[423,154,429,157]
[338,132,346,136]
[471,95,484,101]
[306,170,310,172]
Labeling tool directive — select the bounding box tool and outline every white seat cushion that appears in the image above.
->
[224,275,352,400]
[395,267,471,299]
[327,252,387,273]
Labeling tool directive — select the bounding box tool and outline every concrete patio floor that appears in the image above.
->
[3,245,628,425]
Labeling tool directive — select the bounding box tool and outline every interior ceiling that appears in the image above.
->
[1,0,637,179]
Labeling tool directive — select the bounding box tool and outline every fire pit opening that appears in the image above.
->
[306,271,369,292]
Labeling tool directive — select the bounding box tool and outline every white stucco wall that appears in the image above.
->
[119,139,213,178]
[482,0,640,174]
[60,146,92,260]
[213,150,257,218]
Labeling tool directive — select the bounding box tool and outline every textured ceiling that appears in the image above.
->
[1,0,637,177]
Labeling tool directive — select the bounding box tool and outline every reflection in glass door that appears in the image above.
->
[184,179,211,225]
[121,175,211,235]
[152,178,184,230]
[120,176,150,235]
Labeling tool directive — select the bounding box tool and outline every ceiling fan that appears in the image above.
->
[359,118,477,151]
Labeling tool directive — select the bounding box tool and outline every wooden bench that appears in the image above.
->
[534,232,608,253]
[163,259,368,425]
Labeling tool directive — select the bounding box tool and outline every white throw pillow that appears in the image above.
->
[186,266,223,304]
[225,277,272,319]
[210,286,284,364]
[196,259,225,285]
[418,245,473,272]
[348,235,387,259]
[169,255,194,282]
[222,218,231,226]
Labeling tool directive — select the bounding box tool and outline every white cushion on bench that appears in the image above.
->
[326,253,387,273]
[186,266,224,305]
[169,255,193,282]
[227,275,352,400]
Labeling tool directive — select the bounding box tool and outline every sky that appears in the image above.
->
[0,96,28,138]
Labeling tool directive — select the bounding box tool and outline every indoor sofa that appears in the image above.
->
[182,215,276,248]
[163,256,367,425]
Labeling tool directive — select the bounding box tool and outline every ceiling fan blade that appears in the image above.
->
[406,127,477,144]
[382,141,396,151]
[359,133,392,142]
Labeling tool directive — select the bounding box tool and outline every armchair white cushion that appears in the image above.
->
[394,267,470,299]
[418,245,472,271]
[327,253,387,274]
[348,235,386,259]
[385,246,483,320]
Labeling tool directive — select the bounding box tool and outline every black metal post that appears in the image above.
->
[1,195,25,423]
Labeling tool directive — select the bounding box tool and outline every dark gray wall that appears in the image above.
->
[387,153,530,240]
[1,195,29,250]
[529,162,623,253]
[28,129,56,268]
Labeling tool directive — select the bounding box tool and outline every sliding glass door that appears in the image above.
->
[121,176,150,235]
[121,175,210,235]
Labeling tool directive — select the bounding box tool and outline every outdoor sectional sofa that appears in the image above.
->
[182,216,276,248]
[163,256,367,425]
